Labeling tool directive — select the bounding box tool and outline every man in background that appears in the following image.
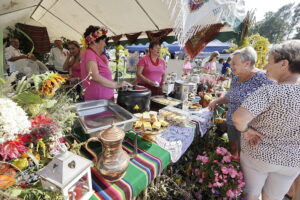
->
[5,38,48,76]
[49,39,69,74]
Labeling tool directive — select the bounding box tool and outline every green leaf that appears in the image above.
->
[42,99,57,108]
[16,92,43,104]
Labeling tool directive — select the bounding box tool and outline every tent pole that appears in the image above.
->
[0,28,3,78]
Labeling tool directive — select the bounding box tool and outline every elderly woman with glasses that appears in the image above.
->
[232,40,300,200]
[80,25,131,101]
[208,46,273,157]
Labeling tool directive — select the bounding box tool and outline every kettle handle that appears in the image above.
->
[85,137,101,163]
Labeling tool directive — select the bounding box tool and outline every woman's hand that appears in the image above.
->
[117,81,132,89]
[208,100,218,111]
[243,128,264,146]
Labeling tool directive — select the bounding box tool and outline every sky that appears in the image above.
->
[245,0,299,21]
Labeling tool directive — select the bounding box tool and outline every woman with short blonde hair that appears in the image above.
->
[208,46,272,157]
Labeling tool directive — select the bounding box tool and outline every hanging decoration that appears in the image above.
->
[165,0,246,47]
[146,28,173,42]
[15,23,51,54]
[189,0,209,12]
[110,35,123,45]
[125,32,142,44]
[185,23,225,58]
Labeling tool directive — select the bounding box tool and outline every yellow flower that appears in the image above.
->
[116,45,124,51]
[39,74,65,96]
[12,158,29,170]
[35,154,41,160]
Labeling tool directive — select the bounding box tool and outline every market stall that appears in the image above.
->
[0,0,248,199]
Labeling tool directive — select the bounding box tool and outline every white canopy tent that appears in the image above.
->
[0,0,241,42]
[0,0,177,42]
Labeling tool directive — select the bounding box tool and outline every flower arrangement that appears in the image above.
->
[0,98,31,145]
[194,147,245,199]
[0,72,80,195]
[38,74,65,97]
[199,75,217,89]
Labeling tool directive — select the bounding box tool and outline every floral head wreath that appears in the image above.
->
[81,28,108,48]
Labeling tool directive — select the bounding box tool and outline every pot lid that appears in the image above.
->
[100,125,125,141]
[119,85,148,92]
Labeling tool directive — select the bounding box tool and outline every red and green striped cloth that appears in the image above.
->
[81,131,171,200]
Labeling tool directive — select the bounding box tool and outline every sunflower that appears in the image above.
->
[39,74,65,96]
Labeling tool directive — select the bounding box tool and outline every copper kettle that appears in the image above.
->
[85,125,130,182]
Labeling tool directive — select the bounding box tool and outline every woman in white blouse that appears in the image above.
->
[233,40,300,200]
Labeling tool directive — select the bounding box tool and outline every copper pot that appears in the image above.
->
[85,125,130,182]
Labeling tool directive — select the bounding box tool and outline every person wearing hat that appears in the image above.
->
[80,25,131,101]
[49,39,69,74]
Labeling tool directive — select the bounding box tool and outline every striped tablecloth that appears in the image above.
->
[73,123,197,200]
[75,131,171,200]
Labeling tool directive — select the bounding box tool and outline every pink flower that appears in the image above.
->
[196,155,209,163]
[195,168,201,175]
[221,166,229,174]
[202,172,206,179]
[0,140,28,161]
[223,155,231,163]
[228,168,238,178]
[237,171,244,179]
[214,175,219,182]
[208,182,213,188]
[238,181,245,188]
[216,147,229,156]
[198,178,204,183]
[226,189,235,198]
[213,160,219,164]
[213,182,224,188]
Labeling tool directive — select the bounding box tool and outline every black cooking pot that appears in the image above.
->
[117,85,151,113]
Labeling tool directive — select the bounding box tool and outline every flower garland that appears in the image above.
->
[80,28,108,48]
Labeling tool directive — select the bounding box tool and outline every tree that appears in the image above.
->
[290,3,300,39]
[228,34,270,69]
[250,3,300,43]
[294,27,300,39]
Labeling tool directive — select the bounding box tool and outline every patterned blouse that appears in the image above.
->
[241,84,300,167]
[225,71,273,126]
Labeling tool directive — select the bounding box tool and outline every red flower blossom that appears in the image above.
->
[17,134,32,143]
[31,114,55,129]
[0,140,28,161]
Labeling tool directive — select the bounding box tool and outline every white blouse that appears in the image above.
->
[241,84,300,168]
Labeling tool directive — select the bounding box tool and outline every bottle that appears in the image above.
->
[182,88,189,111]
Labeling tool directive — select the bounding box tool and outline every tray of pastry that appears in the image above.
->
[133,111,169,135]
[159,106,190,127]
[151,96,182,106]
[188,103,202,111]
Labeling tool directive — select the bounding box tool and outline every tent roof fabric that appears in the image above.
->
[0,0,241,44]
[0,0,175,42]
